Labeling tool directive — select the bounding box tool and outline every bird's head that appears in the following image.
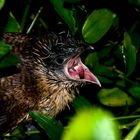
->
[30,32,101,89]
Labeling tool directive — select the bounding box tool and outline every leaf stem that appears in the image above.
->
[113,66,137,85]
[21,0,30,32]
[26,7,43,34]
[123,120,140,140]
[113,115,140,120]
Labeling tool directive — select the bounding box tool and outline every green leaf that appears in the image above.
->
[62,107,120,140]
[85,52,99,71]
[82,8,116,43]
[30,111,63,140]
[0,0,5,10]
[98,87,135,107]
[98,75,114,84]
[128,86,140,101]
[4,12,21,32]
[123,32,136,76]
[98,45,113,59]
[0,41,20,69]
[124,121,140,140]
[8,124,27,139]
[50,0,77,34]
[0,41,11,59]
[0,54,20,69]
[72,96,92,111]
[85,53,115,83]
[128,0,140,6]
[96,65,115,78]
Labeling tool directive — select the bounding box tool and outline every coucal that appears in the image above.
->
[0,32,101,133]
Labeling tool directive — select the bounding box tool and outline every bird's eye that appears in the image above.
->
[55,57,65,65]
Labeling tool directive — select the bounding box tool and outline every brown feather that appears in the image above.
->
[0,32,100,133]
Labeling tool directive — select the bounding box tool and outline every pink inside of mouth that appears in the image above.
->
[66,57,101,86]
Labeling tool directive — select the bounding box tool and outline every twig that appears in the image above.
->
[27,7,43,34]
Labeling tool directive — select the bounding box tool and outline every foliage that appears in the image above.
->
[0,0,5,10]
[61,107,120,140]
[1,0,140,139]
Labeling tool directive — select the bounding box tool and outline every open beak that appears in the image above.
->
[65,56,101,87]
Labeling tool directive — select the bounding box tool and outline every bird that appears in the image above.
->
[0,32,101,133]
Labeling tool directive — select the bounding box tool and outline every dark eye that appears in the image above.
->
[55,57,65,65]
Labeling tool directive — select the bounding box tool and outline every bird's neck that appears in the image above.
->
[31,67,75,116]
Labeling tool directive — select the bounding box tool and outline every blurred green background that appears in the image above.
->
[1,0,140,139]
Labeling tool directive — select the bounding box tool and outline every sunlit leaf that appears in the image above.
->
[50,0,77,34]
[0,0,5,10]
[62,107,120,140]
[98,87,135,107]
[123,32,136,76]
[30,111,63,140]
[4,12,21,32]
[82,8,116,43]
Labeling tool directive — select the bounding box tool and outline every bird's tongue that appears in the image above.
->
[67,57,101,86]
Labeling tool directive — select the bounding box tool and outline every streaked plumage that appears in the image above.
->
[0,32,100,133]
